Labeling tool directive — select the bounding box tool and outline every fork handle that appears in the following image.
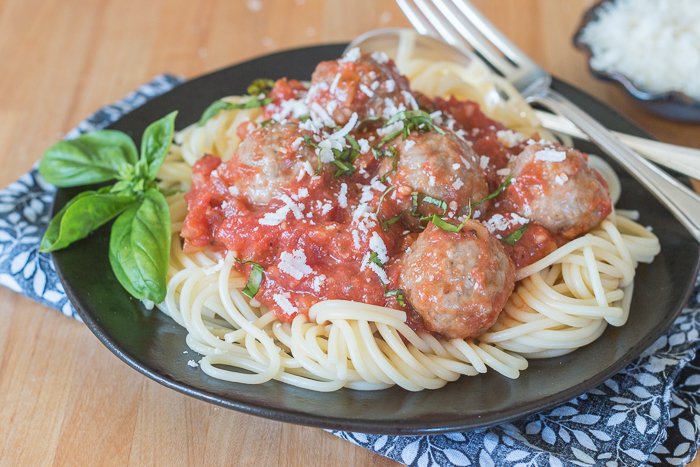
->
[534,89,700,243]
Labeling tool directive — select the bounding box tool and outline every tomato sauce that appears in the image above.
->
[181,70,610,327]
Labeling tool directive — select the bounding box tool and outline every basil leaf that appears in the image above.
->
[234,257,265,298]
[502,225,528,245]
[39,130,138,187]
[247,78,275,96]
[385,288,406,307]
[368,251,384,269]
[109,189,171,302]
[39,191,138,252]
[109,203,143,299]
[197,98,272,126]
[428,215,469,233]
[472,174,513,207]
[376,186,405,231]
[410,192,447,217]
[140,111,178,181]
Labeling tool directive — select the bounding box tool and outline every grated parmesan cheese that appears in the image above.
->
[339,47,361,63]
[376,120,404,136]
[369,232,389,263]
[291,137,303,151]
[579,0,700,100]
[273,294,298,315]
[329,73,342,95]
[401,90,419,110]
[311,275,326,293]
[279,194,305,219]
[555,173,569,186]
[485,213,530,238]
[359,84,374,97]
[496,130,525,148]
[279,249,314,280]
[259,205,291,226]
[338,183,348,208]
[358,138,370,153]
[371,51,389,64]
[535,148,567,163]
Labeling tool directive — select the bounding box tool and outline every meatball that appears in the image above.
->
[308,49,412,125]
[219,122,323,205]
[503,143,612,238]
[399,221,515,340]
[380,132,489,229]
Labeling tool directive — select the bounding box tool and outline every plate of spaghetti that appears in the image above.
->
[50,39,700,434]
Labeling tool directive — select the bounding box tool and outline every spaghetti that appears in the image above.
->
[153,44,660,392]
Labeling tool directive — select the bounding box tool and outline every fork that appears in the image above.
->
[396,0,700,243]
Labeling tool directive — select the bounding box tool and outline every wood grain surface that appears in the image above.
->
[1,0,699,465]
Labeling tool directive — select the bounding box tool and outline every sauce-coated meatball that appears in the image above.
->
[399,221,515,340]
[503,143,612,238]
[381,132,489,228]
[308,51,412,125]
[219,122,323,205]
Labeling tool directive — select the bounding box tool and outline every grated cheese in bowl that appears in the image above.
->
[577,0,700,101]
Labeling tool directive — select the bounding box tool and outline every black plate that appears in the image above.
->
[53,44,700,435]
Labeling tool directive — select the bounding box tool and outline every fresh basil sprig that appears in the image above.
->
[38,131,139,187]
[39,111,178,303]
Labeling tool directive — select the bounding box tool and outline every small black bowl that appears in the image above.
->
[573,0,700,122]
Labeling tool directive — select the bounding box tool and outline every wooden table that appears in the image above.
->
[1,1,699,465]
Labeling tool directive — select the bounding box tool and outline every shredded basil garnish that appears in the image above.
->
[198,97,273,126]
[427,214,470,233]
[371,146,398,182]
[375,186,405,231]
[385,288,406,307]
[410,192,447,218]
[247,78,275,97]
[331,158,355,177]
[376,186,396,217]
[471,174,513,207]
[357,115,386,129]
[259,118,277,128]
[368,251,384,269]
[234,257,265,298]
[377,110,445,146]
[301,134,318,148]
[382,210,406,231]
[502,225,528,245]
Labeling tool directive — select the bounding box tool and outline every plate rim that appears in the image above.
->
[53,44,700,435]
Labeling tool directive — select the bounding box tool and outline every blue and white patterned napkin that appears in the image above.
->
[2,75,700,467]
